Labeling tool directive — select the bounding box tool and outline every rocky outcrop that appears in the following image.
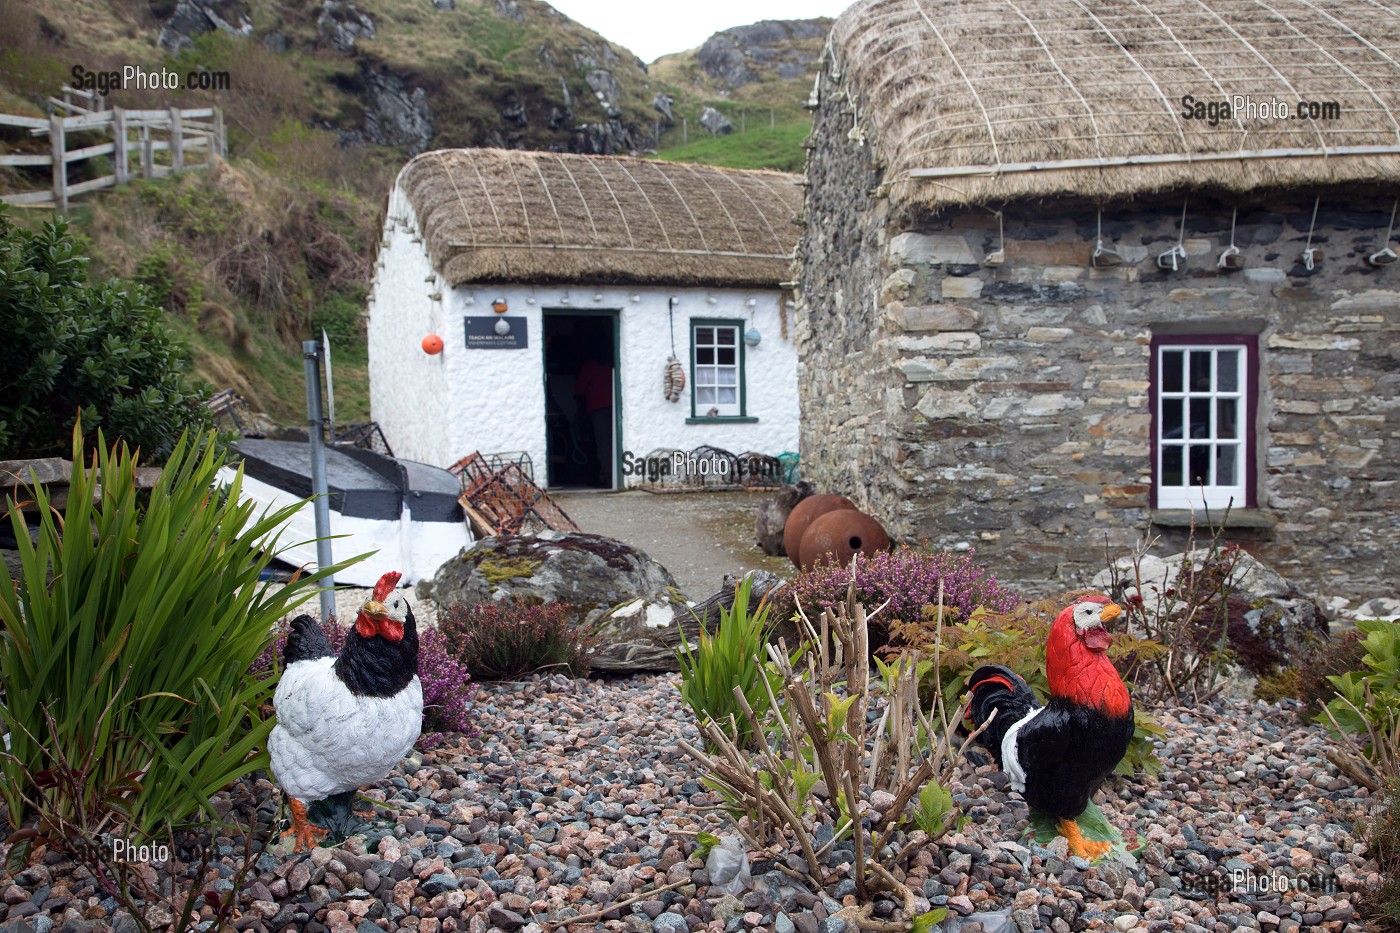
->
[585,70,621,116]
[652,93,675,127]
[318,0,375,52]
[696,19,829,89]
[157,0,253,53]
[699,107,734,136]
[1093,548,1330,674]
[339,66,433,153]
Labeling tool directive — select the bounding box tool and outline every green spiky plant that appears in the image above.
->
[676,575,779,751]
[0,425,357,849]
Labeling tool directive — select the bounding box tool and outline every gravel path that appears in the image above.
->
[0,678,1383,933]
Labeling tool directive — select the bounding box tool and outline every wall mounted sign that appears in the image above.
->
[465,316,528,349]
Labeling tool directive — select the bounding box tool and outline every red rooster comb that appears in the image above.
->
[372,571,402,601]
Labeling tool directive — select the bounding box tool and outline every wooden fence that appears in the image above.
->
[0,87,225,211]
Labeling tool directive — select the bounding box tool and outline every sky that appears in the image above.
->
[543,0,855,63]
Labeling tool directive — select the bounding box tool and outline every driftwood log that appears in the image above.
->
[588,570,787,673]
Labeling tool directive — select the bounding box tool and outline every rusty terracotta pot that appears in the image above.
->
[783,494,857,569]
[798,508,891,572]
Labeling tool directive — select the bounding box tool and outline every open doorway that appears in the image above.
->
[543,311,618,489]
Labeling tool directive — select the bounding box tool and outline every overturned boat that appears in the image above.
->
[220,439,471,587]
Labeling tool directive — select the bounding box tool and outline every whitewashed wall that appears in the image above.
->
[368,186,801,486]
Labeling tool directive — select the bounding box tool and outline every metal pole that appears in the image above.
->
[304,340,336,622]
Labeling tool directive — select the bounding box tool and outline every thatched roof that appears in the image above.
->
[396,149,802,288]
[830,0,1400,216]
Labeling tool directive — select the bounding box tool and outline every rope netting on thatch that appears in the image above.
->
[396,149,803,287]
[830,0,1400,215]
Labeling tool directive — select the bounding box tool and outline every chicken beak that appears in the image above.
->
[354,599,388,638]
[1100,603,1123,623]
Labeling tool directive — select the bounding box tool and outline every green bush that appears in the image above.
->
[0,210,213,462]
[676,575,780,750]
[133,242,205,319]
[0,427,347,841]
[1320,620,1400,780]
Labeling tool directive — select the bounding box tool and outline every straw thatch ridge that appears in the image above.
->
[397,149,802,288]
[830,0,1400,216]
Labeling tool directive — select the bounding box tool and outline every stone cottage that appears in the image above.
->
[368,149,802,489]
[797,0,1400,600]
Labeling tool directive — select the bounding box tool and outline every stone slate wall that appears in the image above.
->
[798,86,1400,601]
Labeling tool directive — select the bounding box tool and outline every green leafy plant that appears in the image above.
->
[0,209,214,462]
[1318,619,1400,791]
[437,598,594,679]
[0,426,353,842]
[676,574,779,750]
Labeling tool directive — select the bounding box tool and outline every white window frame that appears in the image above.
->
[1153,340,1251,511]
[691,321,743,418]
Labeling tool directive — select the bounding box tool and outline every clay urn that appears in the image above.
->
[783,494,857,569]
[798,509,891,572]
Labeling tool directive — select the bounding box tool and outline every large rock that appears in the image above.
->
[1092,548,1329,674]
[422,531,683,624]
[699,107,734,136]
[339,66,434,153]
[158,0,253,53]
[318,0,375,51]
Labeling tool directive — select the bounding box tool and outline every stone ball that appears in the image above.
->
[797,509,891,572]
[783,494,857,569]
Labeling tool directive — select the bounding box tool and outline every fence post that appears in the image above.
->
[141,125,153,179]
[50,113,67,212]
[169,107,183,172]
[213,107,225,160]
[113,108,128,185]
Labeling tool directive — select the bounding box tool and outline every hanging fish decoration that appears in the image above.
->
[663,355,686,403]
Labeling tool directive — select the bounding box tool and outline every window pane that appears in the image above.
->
[697,348,714,365]
[1189,351,1212,391]
[1217,399,1238,439]
[718,387,737,404]
[1163,446,1183,486]
[1189,445,1210,486]
[697,386,715,404]
[1162,350,1184,393]
[1217,349,1240,392]
[717,328,736,345]
[696,327,713,345]
[1217,445,1237,486]
[718,366,737,385]
[718,347,736,365]
[1162,399,1183,439]
[1190,398,1211,439]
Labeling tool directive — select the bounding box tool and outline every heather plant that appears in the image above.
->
[252,615,477,748]
[780,546,1020,643]
[438,598,594,680]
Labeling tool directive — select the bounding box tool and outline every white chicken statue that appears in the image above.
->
[268,571,423,850]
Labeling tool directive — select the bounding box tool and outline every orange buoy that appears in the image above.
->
[421,334,444,355]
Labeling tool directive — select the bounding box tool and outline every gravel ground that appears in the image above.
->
[0,677,1384,933]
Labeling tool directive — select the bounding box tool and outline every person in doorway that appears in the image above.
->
[575,339,613,487]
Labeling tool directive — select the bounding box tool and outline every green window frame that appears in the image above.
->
[688,318,754,423]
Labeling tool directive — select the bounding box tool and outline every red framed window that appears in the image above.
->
[1149,334,1259,510]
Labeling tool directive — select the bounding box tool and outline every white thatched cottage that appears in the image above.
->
[368,149,803,489]
[798,0,1400,600]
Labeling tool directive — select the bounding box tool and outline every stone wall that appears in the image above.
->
[798,87,1400,602]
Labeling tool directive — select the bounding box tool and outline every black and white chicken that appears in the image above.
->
[268,571,423,850]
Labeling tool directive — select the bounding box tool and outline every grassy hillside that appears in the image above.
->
[0,0,823,424]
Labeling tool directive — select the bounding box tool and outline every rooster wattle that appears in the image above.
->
[964,594,1133,860]
[268,571,423,850]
